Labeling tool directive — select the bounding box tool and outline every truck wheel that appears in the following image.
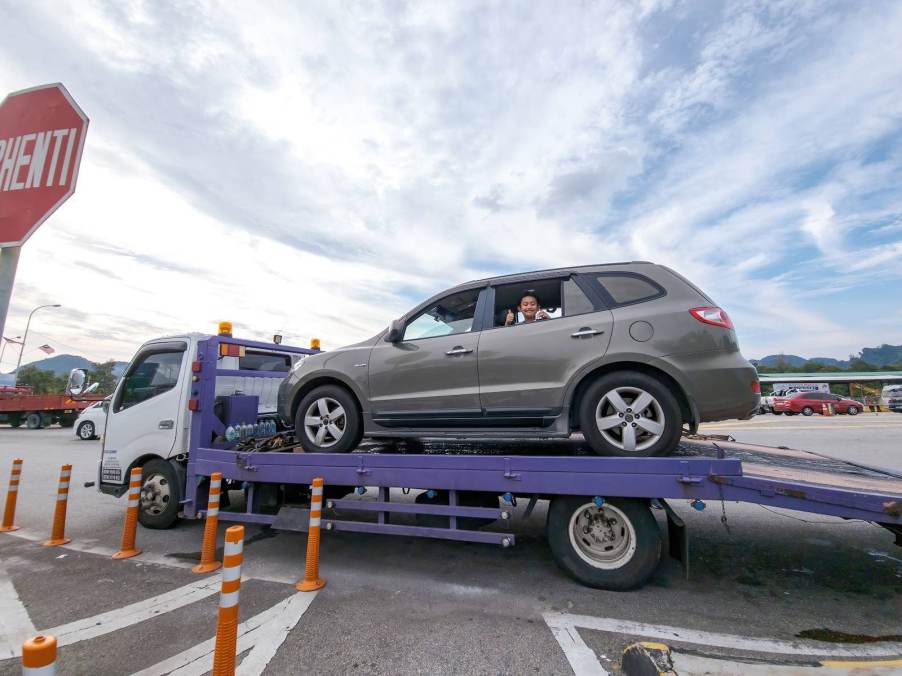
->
[25,413,42,429]
[77,421,96,440]
[547,496,661,591]
[138,459,181,529]
[579,371,681,457]
[8,415,21,428]
[59,414,76,428]
[802,406,814,416]
[295,385,362,453]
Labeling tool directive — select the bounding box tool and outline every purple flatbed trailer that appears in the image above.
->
[177,334,902,590]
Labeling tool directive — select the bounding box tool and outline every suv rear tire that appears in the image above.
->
[295,385,362,453]
[579,371,681,457]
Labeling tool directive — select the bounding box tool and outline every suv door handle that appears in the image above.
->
[445,347,473,356]
[571,328,604,338]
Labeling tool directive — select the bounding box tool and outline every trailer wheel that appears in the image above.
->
[547,496,661,591]
[138,459,181,529]
[295,385,362,453]
[25,413,42,429]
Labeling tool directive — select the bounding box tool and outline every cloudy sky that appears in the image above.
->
[1,0,900,370]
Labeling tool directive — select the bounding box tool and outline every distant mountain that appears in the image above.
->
[808,357,851,368]
[756,354,808,368]
[753,344,901,370]
[2,354,128,378]
[860,344,902,368]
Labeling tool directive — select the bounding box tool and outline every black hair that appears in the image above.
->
[519,292,540,306]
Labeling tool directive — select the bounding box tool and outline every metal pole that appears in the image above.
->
[14,303,61,383]
[0,246,21,351]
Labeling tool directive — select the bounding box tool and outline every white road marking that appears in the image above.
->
[132,591,318,676]
[544,612,902,675]
[544,615,608,676]
[4,578,221,656]
[0,568,37,659]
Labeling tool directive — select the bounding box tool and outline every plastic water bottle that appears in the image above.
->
[269,420,277,435]
[225,425,238,442]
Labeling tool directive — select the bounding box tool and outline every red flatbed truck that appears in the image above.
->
[0,385,104,429]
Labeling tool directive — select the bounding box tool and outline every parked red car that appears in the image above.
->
[773,391,863,416]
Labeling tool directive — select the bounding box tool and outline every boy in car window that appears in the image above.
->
[505,293,551,326]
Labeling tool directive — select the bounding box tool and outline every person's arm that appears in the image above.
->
[505,310,515,326]
[536,309,550,320]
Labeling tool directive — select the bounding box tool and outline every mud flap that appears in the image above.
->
[660,499,689,579]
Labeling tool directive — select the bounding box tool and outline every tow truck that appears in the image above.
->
[95,324,902,590]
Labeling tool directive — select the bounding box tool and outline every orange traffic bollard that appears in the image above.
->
[212,525,244,676]
[113,467,143,559]
[193,472,223,574]
[22,634,56,675]
[0,458,23,532]
[296,477,326,592]
[43,464,71,547]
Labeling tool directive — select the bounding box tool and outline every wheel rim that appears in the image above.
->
[568,502,637,570]
[79,422,94,439]
[303,397,347,448]
[595,386,665,452]
[141,473,171,516]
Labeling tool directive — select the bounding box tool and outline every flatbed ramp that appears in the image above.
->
[185,436,902,589]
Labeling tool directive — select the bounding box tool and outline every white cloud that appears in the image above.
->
[0,0,900,370]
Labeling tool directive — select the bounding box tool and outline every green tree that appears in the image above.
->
[16,365,68,394]
[87,360,120,394]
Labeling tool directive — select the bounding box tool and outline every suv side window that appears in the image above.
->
[403,289,481,341]
[115,349,185,412]
[563,278,595,316]
[596,274,664,306]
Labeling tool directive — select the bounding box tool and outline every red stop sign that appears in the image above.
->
[0,83,88,248]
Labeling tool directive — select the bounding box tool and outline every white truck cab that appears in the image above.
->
[99,331,298,527]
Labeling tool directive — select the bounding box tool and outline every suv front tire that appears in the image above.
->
[295,385,362,453]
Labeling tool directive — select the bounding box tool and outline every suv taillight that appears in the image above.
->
[689,306,734,329]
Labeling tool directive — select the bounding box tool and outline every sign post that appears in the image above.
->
[0,83,88,341]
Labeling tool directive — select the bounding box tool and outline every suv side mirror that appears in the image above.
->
[66,368,87,395]
[385,319,404,343]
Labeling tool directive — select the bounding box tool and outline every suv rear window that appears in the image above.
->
[596,274,663,305]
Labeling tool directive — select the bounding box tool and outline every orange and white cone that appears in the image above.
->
[21,634,56,675]
[212,525,244,676]
[113,467,143,559]
[0,458,23,532]
[43,464,71,547]
[296,477,326,592]
[193,472,223,574]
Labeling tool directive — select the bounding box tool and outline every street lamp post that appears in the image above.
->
[14,304,61,383]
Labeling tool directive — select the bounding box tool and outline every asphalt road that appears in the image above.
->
[0,419,900,674]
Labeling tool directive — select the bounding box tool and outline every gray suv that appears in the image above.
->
[278,262,760,456]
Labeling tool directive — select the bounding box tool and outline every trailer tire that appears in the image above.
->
[77,421,96,440]
[295,385,362,453]
[25,412,42,429]
[138,459,181,529]
[547,496,661,591]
